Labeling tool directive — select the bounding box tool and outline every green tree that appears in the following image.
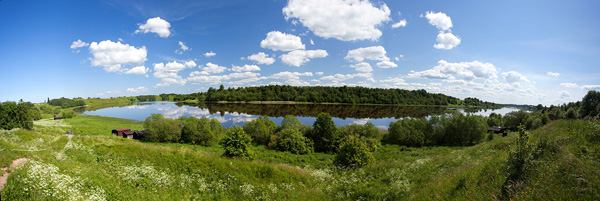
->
[334,136,374,168]
[243,116,277,145]
[308,113,339,153]
[219,126,252,159]
[386,118,428,147]
[144,113,183,143]
[269,128,313,154]
[443,113,487,146]
[580,90,600,118]
[180,116,214,145]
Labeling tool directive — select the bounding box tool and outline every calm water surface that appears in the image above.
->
[83,102,520,128]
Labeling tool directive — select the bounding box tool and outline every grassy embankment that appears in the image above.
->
[1,115,598,200]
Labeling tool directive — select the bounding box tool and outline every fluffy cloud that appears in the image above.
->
[392,19,407,28]
[321,73,372,83]
[70,39,89,49]
[269,71,313,80]
[560,83,579,88]
[425,11,452,31]
[201,62,227,74]
[135,17,171,38]
[376,60,398,68]
[434,32,461,50]
[502,71,529,83]
[153,60,196,86]
[88,40,147,72]
[260,31,305,51]
[560,91,571,99]
[280,50,328,67]
[232,64,261,72]
[345,46,389,62]
[126,86,148,93]
[204,51,216,57]
[175,41,190,54]
[187,72,260,84]
[283,0,391,41]
[409,60,498,80]
[124,66,149,75]
[349,62,373,73]
[246,52,275,65]
[547,72,560,77]
[582,85,600,90]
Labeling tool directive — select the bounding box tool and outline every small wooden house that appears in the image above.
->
[488,126,508,136]
[119,129,149,139]
[112,128,131,137]
[54,115,62,120]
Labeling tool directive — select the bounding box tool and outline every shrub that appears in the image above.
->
[144,113,183,143]
[61,110,76,119]
[0,101,34,130]
[243,116,277,145]
[334,136,374,168]
[386,118,428,147]
[269,128,313,155]
[210,118,224,139]
[486,113,503,127]
[219,126,252,159]
[307,113,340,153]
[505,125,533,183]
[504,110,530,128]
[580,90,600,118]
[443,113,487,146]
[180,116,215,145]
[565,108,578,119]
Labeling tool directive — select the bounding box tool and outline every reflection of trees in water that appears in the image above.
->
[179,103,451,119]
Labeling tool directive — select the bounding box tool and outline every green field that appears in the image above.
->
[1,114,598,200]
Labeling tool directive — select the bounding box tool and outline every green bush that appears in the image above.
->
[61,110,77,119]
[144,113,183,143]
[504,110,530,128]
[219,126,252,159]
[386,118,428,147]
[268,128,313,154]
[443,113,488,146]
[0,101,34,130]
[307,113,340,153]
[334,136,374,168]
[504,125,533,188]
[486,113,503,127]
[180,116,216,145]
[243,116,277,145]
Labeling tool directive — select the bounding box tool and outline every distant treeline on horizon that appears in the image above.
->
[137,85,500,107]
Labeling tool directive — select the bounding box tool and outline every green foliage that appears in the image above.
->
[565,107,578,119]
[136,95,157,102]
[503,110,530,128]
[386,118,428,147]
[308,113,339,153]
[61,110,77,119]
[503,125,533,196]
[486,113,503,127]
[269,128,314,155]
[180,116,217,145]
[219,126,252,159]
[0,101,34,130]
[48,97,85,109]
[144,113,183,143]
[443,113,488,146]
[580,90,600,118]
[334,136,374,168]
[243,116,277,145]
[337,122,382,152]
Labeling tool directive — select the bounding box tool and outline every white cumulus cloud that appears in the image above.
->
[204,51,216,57]
[377,60,398,68]
[124,66,149,75]
[425,11,452,31]
[246,52,275,65]
[560,83,579,88]
[88,40,147,73]
[392,19,407,28]
[175,41,190,54]
[70,39,89,49]
[547,72,560,77]
[434,32,461,50]
[201,62,227,74]
[135,17,171,38]
[126,87,148,93]
[280,50,328,67]
[283,0,391,41]
[153,60,196,86]
[502,71,529,83]
[409,60,498,81]
[260,31,305,51]
[269,71,313,80]
[349,62,373,73]
[232,64,261,72]
[345,46,390,62]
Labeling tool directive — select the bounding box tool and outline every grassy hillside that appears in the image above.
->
[1,115,598,200]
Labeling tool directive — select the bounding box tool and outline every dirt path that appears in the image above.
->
[57,135,73,159]
[0,158,29,191]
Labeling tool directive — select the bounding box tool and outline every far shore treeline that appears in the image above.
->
[138,85,500,108]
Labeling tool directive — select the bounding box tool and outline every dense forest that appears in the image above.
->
[138,85,499,107]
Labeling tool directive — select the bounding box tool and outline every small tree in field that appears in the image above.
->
[219,126,252,159]
[334,136,374,169]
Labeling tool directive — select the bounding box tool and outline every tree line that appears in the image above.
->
[48,97,85,109]
[532,90,600,121]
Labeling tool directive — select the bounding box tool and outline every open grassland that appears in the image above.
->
[1,115,598,200]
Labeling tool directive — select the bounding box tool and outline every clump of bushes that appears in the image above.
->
[61,110,77,119]
[384,113,488,147]
[144,113,223,145]
[243,116,277,145]
[306,113,340,153]
[334,135,374,168]
[220,126,252,159]
[144,113,183,143]
[0,101,36,130]
[268,128,313,154]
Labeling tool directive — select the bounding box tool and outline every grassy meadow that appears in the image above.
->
[1,114,599,200]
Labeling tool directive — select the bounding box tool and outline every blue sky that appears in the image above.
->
[0,0,598,105]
